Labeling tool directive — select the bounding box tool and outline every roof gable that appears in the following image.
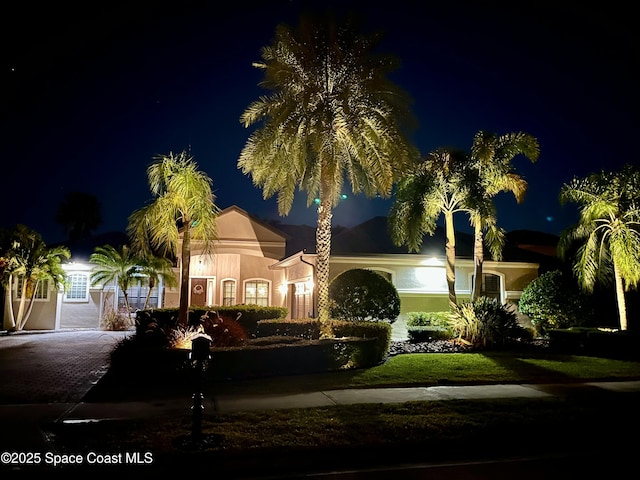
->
[216,206,287,244]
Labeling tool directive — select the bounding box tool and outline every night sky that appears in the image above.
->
[2,1,637,244]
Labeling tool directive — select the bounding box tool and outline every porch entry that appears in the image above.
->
[290,281,314,319]
[190,277,215,307]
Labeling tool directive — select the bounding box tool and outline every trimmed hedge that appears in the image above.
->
[206,336,380,380]
[407,326,453,343]
[134,306,288,344]
[257,318,322,339]
[548,327,640,359]
[123,315,392,382]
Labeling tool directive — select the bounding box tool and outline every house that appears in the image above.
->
[3,206,550,331]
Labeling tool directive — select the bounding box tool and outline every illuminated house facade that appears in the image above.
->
[3,206,549,331]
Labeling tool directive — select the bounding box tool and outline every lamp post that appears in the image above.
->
[189,335,211,443]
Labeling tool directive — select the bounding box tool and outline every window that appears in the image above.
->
[481,273,501,299]
[244,280,269,306]
[64,273,89,302]
[119,280,158,311]
[222,280,236,306]
[14,277,50,301]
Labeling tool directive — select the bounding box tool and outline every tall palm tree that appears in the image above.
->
[4,225,70,331]
[238,13,417,328]
[128,151,220,326]
[137,254,178,310]
[90,244,140,315]
[388,148,472,310]
[558,164,640,331]
[468,131,540,300]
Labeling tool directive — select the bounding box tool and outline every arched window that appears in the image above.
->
[64,273,89,302]
[222,279,236,306]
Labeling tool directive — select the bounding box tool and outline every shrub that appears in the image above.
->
[197,310,247,347]
[519,270,595,335]
[328,319,392,363]
[407,326,453,343]
[406,311,450,327]
[450,297,525,349]
[134,306,288,339]
[189,306,288,338]
[101,307,134,331]
[257,318,322,339]
[329,269,400,323]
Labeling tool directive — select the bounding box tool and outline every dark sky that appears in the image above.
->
[2,1,637,244]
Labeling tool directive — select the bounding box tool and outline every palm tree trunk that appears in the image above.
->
[19,289,37,331]
[316,194,333,336]
[144,277,155,310]
[444,211,457,310]
[613,260,628,330]
[121,291,131,317]
[14,281,28,331]
[179,223,191,326]
[472,224,484,301]
[6,277,16,330]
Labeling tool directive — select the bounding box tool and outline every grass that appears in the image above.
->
[213,351,640,395]
[85,348,640,401]
[45,345,640,476]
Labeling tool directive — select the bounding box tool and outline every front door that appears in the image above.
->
[190,278,207,307]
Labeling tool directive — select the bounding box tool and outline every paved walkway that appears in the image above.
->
[2,329,640,454]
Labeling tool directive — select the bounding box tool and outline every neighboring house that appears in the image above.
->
[3,206,554,331]
[2,231,135,331]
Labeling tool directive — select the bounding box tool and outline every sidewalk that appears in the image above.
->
[60,378,640,417]
[5,379,640,455]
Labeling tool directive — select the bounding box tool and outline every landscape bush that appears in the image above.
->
[518,270,595,335]
[450,297,527,348]
[406,311,451,327]
[256,317,322,339]
[197,310,247,347]
[134,305,287,345]
[405,311,454,342]
[547,327,640,359]
[328,318,392,363]
[329,268,400,323]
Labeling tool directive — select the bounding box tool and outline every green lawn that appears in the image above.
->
[208,351,640,396]
[48,350,640,476]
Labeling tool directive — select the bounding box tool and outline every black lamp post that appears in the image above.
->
[189,335,211,443]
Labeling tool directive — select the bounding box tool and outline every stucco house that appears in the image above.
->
[3,205,553,332]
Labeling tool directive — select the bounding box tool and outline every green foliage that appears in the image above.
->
[406,311,450,327]
[405,311,454,342]
[558,163,640,330]
[328,269,400,323]
[90,244,140,314]
[1,224,71,331]
[547,327,640,359]
[257,318,322,339]
[407,326,453,343]
[127,150,221,326]
[450,297,525,348]
[328,319,392,363]
[519,270,594,335]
